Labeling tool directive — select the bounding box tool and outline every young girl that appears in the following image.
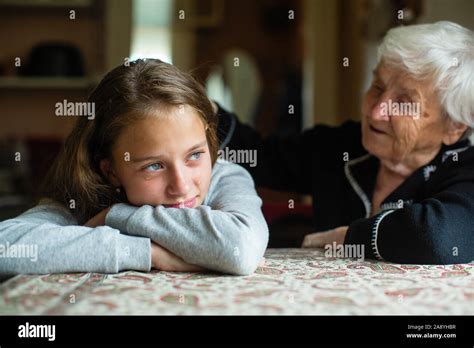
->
[0,59,268,276]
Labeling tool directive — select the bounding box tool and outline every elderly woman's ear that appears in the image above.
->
[442,119,469,145]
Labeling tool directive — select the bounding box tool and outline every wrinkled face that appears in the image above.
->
[361,62,447,165]
[108,105,212,208]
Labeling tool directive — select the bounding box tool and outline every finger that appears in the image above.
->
[187,265,206,272]
[302,232,324,248]
[84,220,95,228]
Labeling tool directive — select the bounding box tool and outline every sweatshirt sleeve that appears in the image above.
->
[0,202,151,276]
[105,161,269,276]
[345,179,474,265]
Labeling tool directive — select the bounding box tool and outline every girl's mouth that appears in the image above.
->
[164,196,197,209]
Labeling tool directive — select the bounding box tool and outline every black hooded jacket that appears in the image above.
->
[216,104,474,264]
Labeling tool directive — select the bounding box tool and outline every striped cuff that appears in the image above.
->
[371,209,396,260]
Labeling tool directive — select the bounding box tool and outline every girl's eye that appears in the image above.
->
[189,152,203,161]
[144,163,163,172]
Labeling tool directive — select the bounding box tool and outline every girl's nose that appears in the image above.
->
[167,168,190,197]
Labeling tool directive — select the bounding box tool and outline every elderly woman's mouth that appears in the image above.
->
[369,124,388,135]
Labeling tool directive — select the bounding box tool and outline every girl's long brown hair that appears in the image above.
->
[41,59,218,224]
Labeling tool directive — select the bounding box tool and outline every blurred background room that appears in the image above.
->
[0,0,473,243]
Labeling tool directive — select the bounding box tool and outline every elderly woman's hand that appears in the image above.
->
[301,226,348,248]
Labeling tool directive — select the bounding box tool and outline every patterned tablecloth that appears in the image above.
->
[1,248,473,315]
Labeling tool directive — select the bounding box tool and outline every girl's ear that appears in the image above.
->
[100,159,121,187]
[442,119,468,146]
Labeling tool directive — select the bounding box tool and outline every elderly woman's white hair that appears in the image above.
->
[377,21,474,135]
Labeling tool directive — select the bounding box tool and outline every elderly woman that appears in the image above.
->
[215,21,474,264]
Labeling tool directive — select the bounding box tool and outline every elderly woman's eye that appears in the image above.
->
[145,163,163,171]
[372,83,384,92]
[398,94,412,103]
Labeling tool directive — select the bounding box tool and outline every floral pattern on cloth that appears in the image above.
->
[1,248,473,315]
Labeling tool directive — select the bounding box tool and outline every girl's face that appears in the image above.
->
[103,105,213,208]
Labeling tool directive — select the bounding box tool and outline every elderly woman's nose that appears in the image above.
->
[371,96,391,122]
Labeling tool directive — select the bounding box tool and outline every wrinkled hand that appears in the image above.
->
[301,226,348,248]
[84,207,111,227]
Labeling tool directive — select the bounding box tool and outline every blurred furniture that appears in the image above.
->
[262,201,313,247]
[0,0,131,139]
[0,137,62,221]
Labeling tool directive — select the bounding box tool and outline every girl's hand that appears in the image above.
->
[301,226,348,248]
[85,208,266,272]
[84,207,111,227]
[151,243,205,272]
[150,243,265,272]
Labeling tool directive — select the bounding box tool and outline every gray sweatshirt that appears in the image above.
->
[0,160,269,277]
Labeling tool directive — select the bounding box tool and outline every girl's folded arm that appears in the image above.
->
[106,161,269,275]
[0,203,151,276]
